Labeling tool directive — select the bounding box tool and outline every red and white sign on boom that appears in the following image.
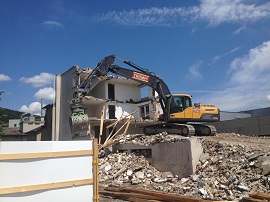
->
[132,72,149,82]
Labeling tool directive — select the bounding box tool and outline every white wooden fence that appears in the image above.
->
[0,141,98,202]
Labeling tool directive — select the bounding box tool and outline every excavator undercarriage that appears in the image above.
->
[142,122,216,136]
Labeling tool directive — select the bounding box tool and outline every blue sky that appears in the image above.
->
[1,0,270,114]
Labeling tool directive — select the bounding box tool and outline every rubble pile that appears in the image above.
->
[99,133,270,201]
[117,132,185,146]
[193,139,270,200]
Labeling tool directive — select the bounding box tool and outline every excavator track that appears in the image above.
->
[189,124,217,136]
[142,123,216,136]
[143,123,195,137]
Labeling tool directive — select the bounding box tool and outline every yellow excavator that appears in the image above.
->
[70,55,220,136]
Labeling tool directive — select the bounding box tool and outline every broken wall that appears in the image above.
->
[113,81,140,102]
[88,82,106,99]
[53,67,77,141]
[85,103,105,118]
[110,103,138,119]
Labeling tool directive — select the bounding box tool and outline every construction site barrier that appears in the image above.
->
[0,140,99,202]
[212,115,270,136]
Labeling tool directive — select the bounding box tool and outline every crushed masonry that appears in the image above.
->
[99,133,270,201]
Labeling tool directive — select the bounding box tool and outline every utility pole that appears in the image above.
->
[41,99,43,117]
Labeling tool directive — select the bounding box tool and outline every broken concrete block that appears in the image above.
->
[236,184,250,192]
[261,162,270,175]
[104,164,112,171]
[126,169,133,176]
[135,171,145,180]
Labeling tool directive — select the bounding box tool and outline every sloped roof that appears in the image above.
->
[24,125,46,134]
[2,127,24,136]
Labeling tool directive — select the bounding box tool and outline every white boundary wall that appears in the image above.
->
[0,141,94,202]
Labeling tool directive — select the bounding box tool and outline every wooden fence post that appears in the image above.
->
[93,138,99,202]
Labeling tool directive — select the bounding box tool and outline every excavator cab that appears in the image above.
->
[170,95,190,113]
[165,94,220,123]
[163,94,192,122]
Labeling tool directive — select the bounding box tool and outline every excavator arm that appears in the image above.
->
[70,55,172,133]
[72,55,171,111]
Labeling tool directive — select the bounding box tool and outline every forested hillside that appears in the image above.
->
[0,108,23,126]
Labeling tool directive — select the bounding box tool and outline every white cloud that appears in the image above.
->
[20,72,55,87]
[97,7,184,26]
[202,41,270,111]
[211,46,240,64]
[229,41,270,85]
[233,25,246,35]
[42,20,64,28]
[96,0,270,26]
[0,74,12,81]
[188,60,203,80]
[34,87,55,101]
[198,0,270,26]
[19,102,43,115]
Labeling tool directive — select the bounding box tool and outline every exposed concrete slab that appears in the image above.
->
[112,137,203,178]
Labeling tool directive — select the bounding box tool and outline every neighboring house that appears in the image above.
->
[1,127,26,141]
[19,113,45,133]
[26,104,53,141]
[9,119,20,128]
[1,114,45,141]
[53,66,160,141]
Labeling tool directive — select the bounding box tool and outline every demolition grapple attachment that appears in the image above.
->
[69,100,89,133]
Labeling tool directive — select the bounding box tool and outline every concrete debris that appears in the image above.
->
[84,95,152,105]
[99,133,270,201]
[117,132,189,146]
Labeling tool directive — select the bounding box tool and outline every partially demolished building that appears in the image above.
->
[52,65,203,179]
[52,66,161,141]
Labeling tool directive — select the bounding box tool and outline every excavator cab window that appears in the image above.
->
[170,96,185,113]
[185,97,192,108]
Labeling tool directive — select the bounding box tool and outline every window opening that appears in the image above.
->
[108,105,116,119]
[140,105,150,119]
[146,105,149,113]
[108,83,115,100]
[140,106,145,118]
[140,86,148,100]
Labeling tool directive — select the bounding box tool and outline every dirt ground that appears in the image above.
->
[204,133,270,152]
